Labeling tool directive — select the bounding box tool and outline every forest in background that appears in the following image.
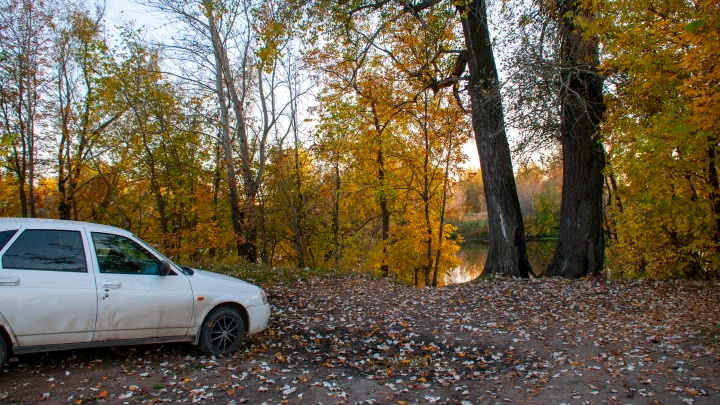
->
[1,0,718,284]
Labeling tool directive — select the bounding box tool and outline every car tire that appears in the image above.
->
[0,335,7,371]
[197,307,245,357]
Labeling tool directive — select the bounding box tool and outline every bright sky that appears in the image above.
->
[105,0,154,27]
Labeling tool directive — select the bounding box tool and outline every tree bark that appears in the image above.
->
[333,161,341,271]
[210,36,244,258]
[544,0,606,278]
[379,147,390,278]
[206,6,245,259]
[277,136,306,268]
[707,138,720,245]
[432,132,455,287]
[458,0,532,278]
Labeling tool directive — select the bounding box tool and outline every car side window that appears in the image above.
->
[2,229,87,272]
[92,232,160,275]
[0,230,18,251]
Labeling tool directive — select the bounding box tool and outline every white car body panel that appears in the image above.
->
[92,272,194,341]
[90,231,195,341]
[246,303,271,334]
[184,270,269,336]
[0,218,271,355]
[0,224,97,346]
[0,312,19,347]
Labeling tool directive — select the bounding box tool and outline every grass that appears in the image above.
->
[449,217,489,240]
[191,261,367,288]
[382,354,433,373]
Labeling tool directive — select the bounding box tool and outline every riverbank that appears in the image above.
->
[2,275,718,404]
[449,216,559,241]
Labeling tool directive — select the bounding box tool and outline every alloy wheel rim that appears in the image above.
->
[210,316,239,353]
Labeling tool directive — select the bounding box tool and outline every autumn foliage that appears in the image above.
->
[596,0,720,279]
[1,0,719,281]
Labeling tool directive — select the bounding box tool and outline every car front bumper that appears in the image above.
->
[247,303,271,335]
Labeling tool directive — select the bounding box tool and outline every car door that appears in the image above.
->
[90,231,194,341]
[0,227,97,347]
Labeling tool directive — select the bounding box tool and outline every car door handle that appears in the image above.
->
[0,275,20,286]
[101,279,122,289]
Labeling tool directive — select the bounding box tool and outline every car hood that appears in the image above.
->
[188,269,259,294]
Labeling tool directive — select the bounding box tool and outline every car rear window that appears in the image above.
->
[0,230,17,251]
[2,229,87,272]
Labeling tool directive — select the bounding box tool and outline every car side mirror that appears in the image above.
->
[159,260,172,276]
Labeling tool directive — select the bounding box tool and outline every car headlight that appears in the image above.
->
[260,288,268,305]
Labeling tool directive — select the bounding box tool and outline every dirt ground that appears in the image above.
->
[1,276,719,405]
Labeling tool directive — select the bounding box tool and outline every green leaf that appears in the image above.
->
[684,20,705,33]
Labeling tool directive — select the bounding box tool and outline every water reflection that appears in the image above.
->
[442,240,558,286]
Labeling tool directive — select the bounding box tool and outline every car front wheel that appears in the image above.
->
[197,307,245,357]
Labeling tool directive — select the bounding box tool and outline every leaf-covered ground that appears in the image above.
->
[1,276,719,404]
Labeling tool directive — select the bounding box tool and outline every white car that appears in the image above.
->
[0,218,270,369]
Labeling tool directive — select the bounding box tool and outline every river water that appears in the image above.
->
[442,240,558,286]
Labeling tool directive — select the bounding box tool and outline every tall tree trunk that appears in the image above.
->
[545,0,606,278]
[424,197,433,287]
[206,7,245,259]
[432,136,455,288]
[368,101,392,278]
[142,136,170,251]
[707,138,720,245]
[207,2,262,263]
[26,114,35,218]
[57,43,73,220]
[210,136,222,259]
[706,139,720,279]
[378,147,390,278]
[240,196,258,262]
[333,160,341,271]
[292,125,306,266]
[205,2,256,261]
[16,67,30,218]
[11,150,28,218]
[211,47,244,258]
[257,190,270,264]
[277,143,305,268]
[458,0,532,278]
[420,96,434,287]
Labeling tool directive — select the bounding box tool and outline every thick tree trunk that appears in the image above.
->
[459,0,532,278]
[545,0,606,278]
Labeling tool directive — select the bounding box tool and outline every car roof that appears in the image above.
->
[0,218,132,235]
